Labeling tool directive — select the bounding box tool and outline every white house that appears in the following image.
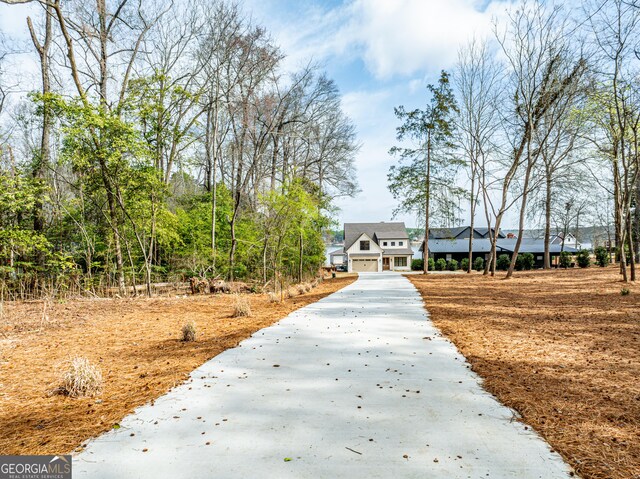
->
[550,233,580,249]
[329,222,413,273]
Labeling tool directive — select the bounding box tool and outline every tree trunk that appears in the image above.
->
[627,213,636,281]
[543,175,552,269]
[506,135,535,279]
[467,172,475,273]
[298,230,303,283]
[228,190,241,282]
[423,131,431,275]
[27,8,53,261]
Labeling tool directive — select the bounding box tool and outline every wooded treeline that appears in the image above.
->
[389,0,640,281]
[0,0,359,298]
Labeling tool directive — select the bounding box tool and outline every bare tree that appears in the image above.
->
[455,38,503,273]
[586,0,640,281]
[493,2,587,278]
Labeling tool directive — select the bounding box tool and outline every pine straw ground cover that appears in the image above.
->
[407,266,640,479]
[0,274,357,455]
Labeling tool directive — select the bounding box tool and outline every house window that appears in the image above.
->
[446,254,452,261]
[360,240,370,251]
[383,241,387,246]
[399,241,403,246]
[394,257,407,267]
[391,241,396,246]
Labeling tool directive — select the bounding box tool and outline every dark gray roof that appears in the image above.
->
[428,227,469,239]
[382,247,414,255]
[424,238,579,254]
[428,226,504,239]
[375,230,409,240]
[426,239,509,254]
[344,222,408,251]
[474,227,506,239]
[497,239,578,254]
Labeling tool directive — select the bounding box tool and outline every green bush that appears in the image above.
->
[473,257,484,271]
[460,258,470,271]
[559,251,572,268]
[435,258,447,271]
[621,287,630,296]
[411,258,424,271]
[448,259,459,271]
[576,249,591,268]
[496,254,511,270]
[428,257,435,271]
[517,252,535,270]
[594,246,610,267]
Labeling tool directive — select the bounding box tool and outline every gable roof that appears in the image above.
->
[474,227,506,239]
[344,222,408,251]
[428,227,469,239]
[428,226,504,239]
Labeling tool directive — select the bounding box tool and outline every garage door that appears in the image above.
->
[352,258,378,272]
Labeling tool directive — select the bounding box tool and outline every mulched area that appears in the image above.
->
[407,267,640,479]
[0,274,357,455]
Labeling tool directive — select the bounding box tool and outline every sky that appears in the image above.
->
[244,0,514,228]
[0,0,515,229]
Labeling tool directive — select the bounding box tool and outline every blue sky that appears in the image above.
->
[0,0,514,228]
[243,0,513,228]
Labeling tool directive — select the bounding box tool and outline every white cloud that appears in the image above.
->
[341,0,510,79]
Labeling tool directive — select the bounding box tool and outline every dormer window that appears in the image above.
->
[391,241,396,246]
[360,240,370,251]
[399,241,403,246]
[383,241,387,246]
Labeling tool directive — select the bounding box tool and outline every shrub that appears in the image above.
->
[460,258,470,271]
[496,254,511,270]
[621,287,630,296]
[576,249,591,268]
[181,321,197,342]
[233,295,252,317]
[517,252,535,270]
[559,251,572,268]
[59,357,103,398]
[473,257,484,271]
[297,284,306,295]
[435,258,447,271]
[428,257,435,271]
[594,246,609,267]
[448,259,459,271]
[411,258,424,271]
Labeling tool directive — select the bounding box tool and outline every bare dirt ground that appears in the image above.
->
[408,267,640,479]
[0,274,357,456]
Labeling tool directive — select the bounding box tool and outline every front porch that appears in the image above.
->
[382,254,411,271]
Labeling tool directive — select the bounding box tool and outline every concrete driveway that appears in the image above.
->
[75,273,574,478]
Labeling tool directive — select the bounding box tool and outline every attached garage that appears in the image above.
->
[351,258,379,272]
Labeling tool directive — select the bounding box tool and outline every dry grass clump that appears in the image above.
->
[233,295,252,317]
[268,292,279,303]
[297,284,306,295]
[58,357,103,398]
[286,287,297,299]
[181,321,197,342]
